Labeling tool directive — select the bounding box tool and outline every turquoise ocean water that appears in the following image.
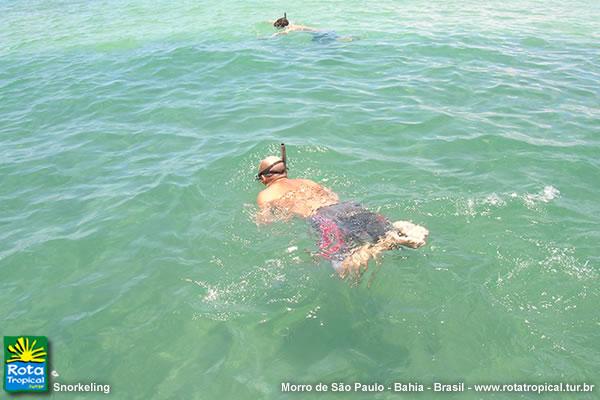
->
[1,0,599,398]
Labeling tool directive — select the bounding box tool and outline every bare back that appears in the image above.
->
[256,178,339,220]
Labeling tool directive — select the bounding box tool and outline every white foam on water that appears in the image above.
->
[524,185,560,207]
[185,255,314,321]
[447,186,560,219]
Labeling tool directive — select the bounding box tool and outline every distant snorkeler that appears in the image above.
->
[271,12,353,42]
[255,144,428,280]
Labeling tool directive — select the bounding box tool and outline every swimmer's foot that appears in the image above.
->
[391,221,429,249]
[337,245,373,280]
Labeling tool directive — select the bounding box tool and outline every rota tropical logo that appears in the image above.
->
[4,336,48,392]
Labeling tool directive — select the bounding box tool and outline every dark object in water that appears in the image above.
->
[311,31,339,43]
[274,13,289,28]
[280,143,286,168]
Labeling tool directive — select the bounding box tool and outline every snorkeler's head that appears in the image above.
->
[257,156,287,185]
[274,13,289,29]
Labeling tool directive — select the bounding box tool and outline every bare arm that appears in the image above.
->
[271,30,289,37]
[255,206,275,225]
[288,24,317,32]
[255,200,295,225]
[271,25,318,38]
[256,192,274,224]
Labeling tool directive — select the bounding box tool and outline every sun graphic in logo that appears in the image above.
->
[6,337,46,363]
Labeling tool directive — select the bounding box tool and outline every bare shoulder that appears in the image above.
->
[295,178,320,187]
[257,189,276,208]
[301,178,339,200]
[300,179,331,192]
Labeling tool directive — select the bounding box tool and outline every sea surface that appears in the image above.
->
[1,0,599,399]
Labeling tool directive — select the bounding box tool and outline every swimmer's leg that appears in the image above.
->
[334,222,428,280]
[337,244,376,279]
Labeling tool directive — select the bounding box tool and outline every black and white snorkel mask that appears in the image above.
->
[256,143,288,181]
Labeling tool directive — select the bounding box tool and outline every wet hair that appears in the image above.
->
[274,13,289,29]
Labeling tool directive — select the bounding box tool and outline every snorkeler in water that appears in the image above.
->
[271,13,353,42]
[255,144,428,279]
[272,12,317,36]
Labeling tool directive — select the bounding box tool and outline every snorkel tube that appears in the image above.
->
[280,143,287,172]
